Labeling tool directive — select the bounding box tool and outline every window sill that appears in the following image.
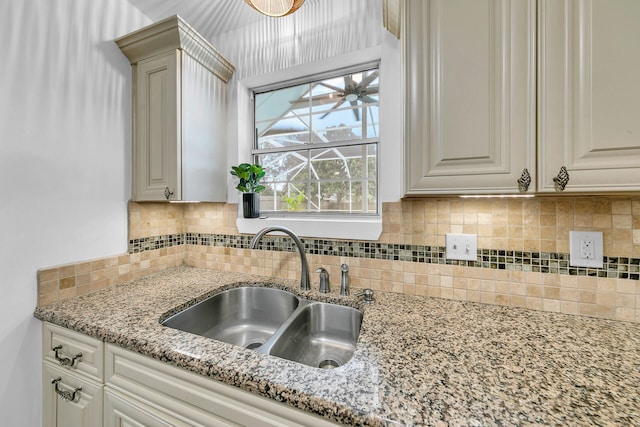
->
[236,215,382,241]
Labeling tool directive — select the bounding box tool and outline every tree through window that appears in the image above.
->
[253,66,379,215]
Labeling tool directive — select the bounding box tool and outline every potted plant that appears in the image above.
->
[230,163,266,218]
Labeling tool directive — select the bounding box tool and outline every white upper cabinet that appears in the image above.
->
[117,16,235,201]
[538,0,640,193]
[405,0,640,195]
[404,0,536,195]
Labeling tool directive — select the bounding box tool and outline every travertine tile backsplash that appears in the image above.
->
[38,197,640,323]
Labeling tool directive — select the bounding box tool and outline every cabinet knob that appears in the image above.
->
[164,187,174,200]
[553,166,570,191]
[517,169,532,192]
[52,377,82,402]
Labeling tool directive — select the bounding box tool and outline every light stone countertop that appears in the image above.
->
[34,266,640,426]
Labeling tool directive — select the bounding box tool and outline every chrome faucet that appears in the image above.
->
[249,226,310,291]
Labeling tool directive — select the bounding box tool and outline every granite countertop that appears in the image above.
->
[35,266,640,426]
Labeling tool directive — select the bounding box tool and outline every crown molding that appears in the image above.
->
[116,15,235,83]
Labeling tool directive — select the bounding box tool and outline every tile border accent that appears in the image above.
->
[129,234,185,253]
[129,233,640,280]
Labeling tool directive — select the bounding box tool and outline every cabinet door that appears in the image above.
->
[133,51,181,201]
[405,0,536,195]
[538,0,640,192]
[43,363,103,427]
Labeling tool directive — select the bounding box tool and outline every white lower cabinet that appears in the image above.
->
[104,344,338,427]
[42,322,338,427]
[42,322,104,427]
[43,363,103,427]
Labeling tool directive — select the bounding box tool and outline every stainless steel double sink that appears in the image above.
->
[161,287,363,369]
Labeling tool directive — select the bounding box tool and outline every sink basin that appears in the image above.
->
[162,287,299,349]
[265,302,363,369]
[162,286,363,368]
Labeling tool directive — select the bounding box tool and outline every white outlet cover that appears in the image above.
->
[569,231,603,268]
[445,233,478,261]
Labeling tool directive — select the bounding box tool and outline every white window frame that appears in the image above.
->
[234,47,384,240]
[253,63,379,216]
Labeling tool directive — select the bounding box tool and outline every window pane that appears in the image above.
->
[255,84,309,122]
[310,145,375,180]
[257,151,309,183]
[260,183,310,212]
[257,116,310,149]
[305,179,377,214]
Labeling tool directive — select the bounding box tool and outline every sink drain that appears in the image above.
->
[245,341,263,350]
[318,359,340,369]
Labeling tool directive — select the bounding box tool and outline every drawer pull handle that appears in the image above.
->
[52,345,82,367]
[52,377,82,402]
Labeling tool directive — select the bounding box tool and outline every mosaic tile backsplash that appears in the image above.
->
[38,198,640,323]
[178,232,640,280]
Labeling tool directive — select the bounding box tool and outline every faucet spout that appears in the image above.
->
[249,226,310,291]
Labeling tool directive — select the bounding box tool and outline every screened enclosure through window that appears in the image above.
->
[252,66,379,215]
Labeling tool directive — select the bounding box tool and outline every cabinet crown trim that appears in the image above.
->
[116,15,235,83]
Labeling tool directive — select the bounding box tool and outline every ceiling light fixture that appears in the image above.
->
[244,0,305,17]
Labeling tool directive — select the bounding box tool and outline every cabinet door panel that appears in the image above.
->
[43,363,103,427]
[405,0,536,194]
[539,0,640,192]
[133,51,180,200]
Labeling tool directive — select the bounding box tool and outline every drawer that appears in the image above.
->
[43,322,104,382]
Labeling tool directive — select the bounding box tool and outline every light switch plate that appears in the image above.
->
[569,231,603,268]
[445,233,478,261]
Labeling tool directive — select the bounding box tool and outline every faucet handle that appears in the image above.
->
[316,267,330,293]
[340,264,349,296]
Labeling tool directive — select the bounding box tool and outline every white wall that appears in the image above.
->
[0,1,150,424]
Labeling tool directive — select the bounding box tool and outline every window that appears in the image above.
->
[252,65,379,215]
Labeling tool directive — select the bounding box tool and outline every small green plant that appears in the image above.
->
[230,163,266,193]
[282,192,306,212]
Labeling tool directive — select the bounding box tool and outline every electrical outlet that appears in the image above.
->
[580,239,594,259]
[445,233,478,261]
[570,231,603,268]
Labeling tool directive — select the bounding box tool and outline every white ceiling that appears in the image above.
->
[127,0,322,41]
